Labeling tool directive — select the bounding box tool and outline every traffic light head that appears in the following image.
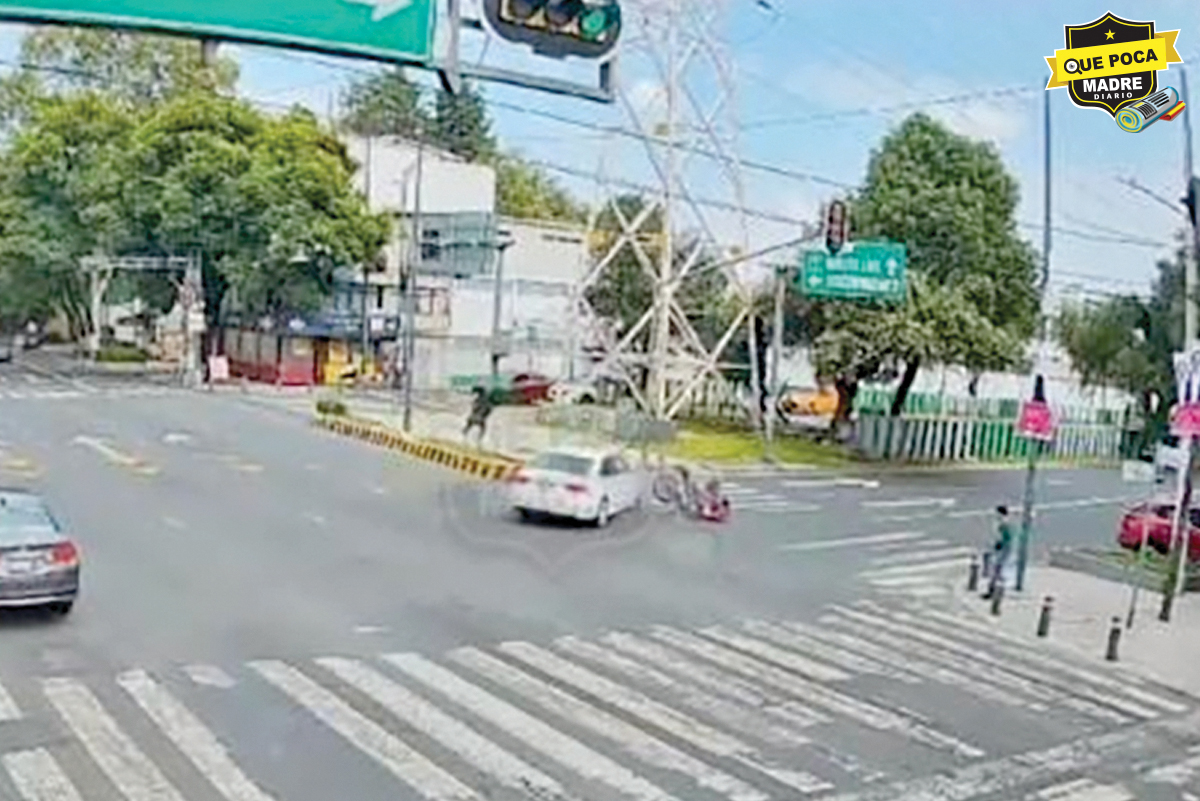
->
[484,0,622,59]
[825,200,847,256]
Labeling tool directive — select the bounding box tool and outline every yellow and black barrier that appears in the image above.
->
[313,414,523,481]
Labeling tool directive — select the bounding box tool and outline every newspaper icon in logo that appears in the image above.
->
[1116,87,1186,132]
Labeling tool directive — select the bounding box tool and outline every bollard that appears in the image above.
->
[990,583,1004,616]
[967,556,980,593]
[1037,596,1053,638]
[1105,616,1121,662]
[982,550,993,580]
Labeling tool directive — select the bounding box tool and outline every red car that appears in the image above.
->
[1117,499,1200,560]
[509,373,553,405]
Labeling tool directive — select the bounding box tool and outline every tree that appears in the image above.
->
[494,155,585,222]
[124,95,389,324]
[432,81,495,163]
[340,67,427,139]
[816,113,1040,419]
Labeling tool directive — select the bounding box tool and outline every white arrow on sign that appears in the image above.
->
[342,0,415,21]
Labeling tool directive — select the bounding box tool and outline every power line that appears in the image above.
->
[742,85,1041,130]
[1016,220,1170,249]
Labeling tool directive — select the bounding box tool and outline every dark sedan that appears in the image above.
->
[0,490,79,614]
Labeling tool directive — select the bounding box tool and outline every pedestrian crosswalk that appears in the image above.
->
[722,482,822,514]
[856,534,977,599]
[0,384,176,402]
[0,604,1191,801]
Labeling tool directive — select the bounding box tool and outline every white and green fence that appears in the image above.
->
[856,414,1130,464]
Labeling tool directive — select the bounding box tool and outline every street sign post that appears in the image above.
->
[0,0,436,64]
[798,240,907,301]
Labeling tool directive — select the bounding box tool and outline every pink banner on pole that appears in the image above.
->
[1172,403,1200,437]
[1017,400,1055,441]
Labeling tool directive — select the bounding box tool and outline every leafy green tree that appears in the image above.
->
[432,81,495,163]
[340,67,427,139]
[494,155,585,222]
[816,113,1040,419]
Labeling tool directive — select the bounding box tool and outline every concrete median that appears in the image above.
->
[313,414,523,481]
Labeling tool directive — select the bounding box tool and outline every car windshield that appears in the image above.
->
[530,453,595,476]
[0,496,57,542]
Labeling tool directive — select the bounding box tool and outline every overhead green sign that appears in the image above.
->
[0,0,435,63]
[798,240,907,301]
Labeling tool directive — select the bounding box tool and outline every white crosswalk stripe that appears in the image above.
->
[387,651,677,801]
[498,640,832,794]
[0,677,21,721]
[117,669,275,801]
[317,656,574,801]
[0,610,1187,801]
[43,677,188,801]
[453,645,769,801]
[250,659,478,801]
[3,748,84,801]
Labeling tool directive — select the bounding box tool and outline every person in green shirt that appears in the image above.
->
[984,505,1014,600]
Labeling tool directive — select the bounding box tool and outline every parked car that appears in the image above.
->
[0,336,12,363]
[548,380,599,405]
[1117,497,1200,560]
[508,447,644,527]
[508,373,553,405]
[0,490,80,613]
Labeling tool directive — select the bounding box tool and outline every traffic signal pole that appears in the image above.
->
[1017,88,1054,593]
[1162,65,1199,622]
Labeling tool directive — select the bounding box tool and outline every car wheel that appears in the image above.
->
[516,507,533,522]
[50,601,73,616]
[595,498,611,529]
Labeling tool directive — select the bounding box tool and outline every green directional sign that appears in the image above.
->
[0,0,435,63]
[798,240,907,301]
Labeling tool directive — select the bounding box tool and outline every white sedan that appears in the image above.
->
[509,448,644,527]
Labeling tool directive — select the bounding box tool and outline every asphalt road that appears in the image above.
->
[0,353,1195,801]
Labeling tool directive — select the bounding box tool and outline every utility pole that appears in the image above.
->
[766,265,786,450]
[490,236,514,382]
[361,136,373,379]
[1016,87,1054,593]
[1162,64,1198,623]
[402,134,424,433]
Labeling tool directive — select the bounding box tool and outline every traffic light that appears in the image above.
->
[483,0,622,60]
[825,200,847,255]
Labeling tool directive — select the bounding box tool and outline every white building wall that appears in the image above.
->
[346,135,496,217]
[493,218,588,284]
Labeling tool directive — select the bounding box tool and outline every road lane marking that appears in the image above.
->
[911,608,1186,713]
[554,635,812,749]
[741,620,919,683]
[162,433,193,445]
[839,606,1143,722]
[867,537,947,552]
[317,657,573,801]
[825,610,1119,719]
[780,531,924,552]
[183,665,235,689]
[499,640,831,795]
[454,645,768,801]
[43,677,187,801]
[71,436,158,475]
[869,546,975,567]
[3,748,84,801]
[780,478,880,489]
[601,632,830,728]
[649,626,984,759]
[697,626,850,683]
[746,504,823,514]
[118,670,274,801]
[1143,748,1200,784]
[249,660,476,801]
[303,513,327,526]
[859,557,973,580]
[861,498,956,509]
[787,618,1041,711]
[1033,779,1133,801]
[871,512,943,523]
[162,517,187,531]
[386,652,676,801]
[0,676,21,720]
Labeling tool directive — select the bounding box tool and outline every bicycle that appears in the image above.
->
[651,463,730,522]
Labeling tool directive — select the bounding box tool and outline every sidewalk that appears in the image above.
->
[952,565,1200,699]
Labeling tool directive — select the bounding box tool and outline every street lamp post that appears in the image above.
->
[402,134,424,434]
[490,236,515,382]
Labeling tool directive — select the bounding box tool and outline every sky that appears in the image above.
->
[0,0,1197,305]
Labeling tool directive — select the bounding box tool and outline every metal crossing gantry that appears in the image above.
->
[80,253,204,385]
[574,0,774,422]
